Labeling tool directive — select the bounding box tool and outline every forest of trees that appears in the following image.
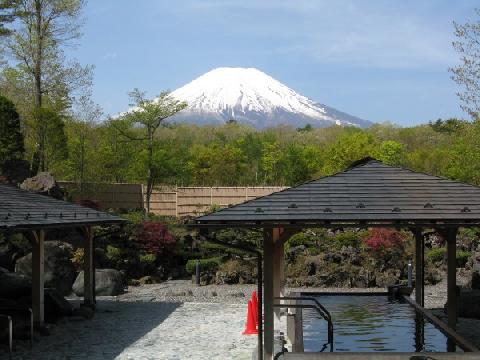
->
[34,118,480,187]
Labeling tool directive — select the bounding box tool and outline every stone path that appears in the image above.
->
[8,300,256,360]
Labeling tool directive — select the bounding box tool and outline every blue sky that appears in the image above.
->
[69,1,478,126]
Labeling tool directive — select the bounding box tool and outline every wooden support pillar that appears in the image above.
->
[444,228,458,331]
[413,229,424,307]
[83,226,95,308]
[263,228,275,360]
[31,230,45,326]
[272,228,284,320]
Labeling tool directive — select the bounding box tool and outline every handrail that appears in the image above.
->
[274,296,334,352]
[276,296,332,323]
[0,314,12,359]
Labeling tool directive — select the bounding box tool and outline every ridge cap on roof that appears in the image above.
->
[346,157,381,169]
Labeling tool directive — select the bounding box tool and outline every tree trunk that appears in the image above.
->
[34,0,44,173]
[145,128,154,214]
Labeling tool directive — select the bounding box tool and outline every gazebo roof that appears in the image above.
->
[194,159,480,228]
[0,183,126,232]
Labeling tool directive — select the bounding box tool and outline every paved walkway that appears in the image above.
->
[8,301,256,360]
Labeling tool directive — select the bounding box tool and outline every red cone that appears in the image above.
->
[251,291,258,326]
[242,300,258,335]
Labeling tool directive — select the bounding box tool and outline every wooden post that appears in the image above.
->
[445,228,458,330]
[263,228,275,359]
[175,186,178,218]
[83,226,95,308]
[413,229,424,307]
[31,230,45,327]
[272,228,284,320]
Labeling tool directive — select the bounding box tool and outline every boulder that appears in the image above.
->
[44,288,73,322]
[20,172,64,199]
[453,289,480,319]
[472,271,480,290]
[0,241,15,270]
[15,241,76,296]
[72,269,125,296]
[0,267,31,298]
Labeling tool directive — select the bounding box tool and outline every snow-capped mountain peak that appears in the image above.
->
[167,67,371,129]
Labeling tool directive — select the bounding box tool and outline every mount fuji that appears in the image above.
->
[166,67,371,129]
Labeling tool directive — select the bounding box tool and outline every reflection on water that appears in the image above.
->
[302,295,461,352]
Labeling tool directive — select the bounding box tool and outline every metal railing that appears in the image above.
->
[0,314,12,359]
[274,296,334,352]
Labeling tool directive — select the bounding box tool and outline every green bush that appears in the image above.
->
[332,230,362,248]
[139,253,157,265]
[427,248,446,263]
[186,257,222,274]
[106,245,122,261]
[426,248,471,267]
[285,233,317,252]
[456,250,471,268]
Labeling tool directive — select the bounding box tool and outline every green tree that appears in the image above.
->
[0,0,17,37]
[6,0,91,172]
[117,89,187,212]
[450,8,480,118]
[30,107,68,172]
[0,95,24,168]
[375,140,403,165]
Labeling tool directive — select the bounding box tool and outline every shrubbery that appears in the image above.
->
[427,247,446,263]
[135,221,175,254]
[186,257,222,274]
[362,228,406,253]
[426,247,471,267]
[456,250,471,267]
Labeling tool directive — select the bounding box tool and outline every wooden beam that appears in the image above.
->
[273,229,284,321]
[412,229,424,307]
[263,228,275,359]
[445,228,458,331]
[31,230,45,326]
[83,226,95,308]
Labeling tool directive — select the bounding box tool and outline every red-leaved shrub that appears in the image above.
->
[75,198,102,210]
[135,221,175,254]
[362,228,406,253]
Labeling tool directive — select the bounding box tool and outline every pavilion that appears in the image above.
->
[0,183,125,326]
[193,158,480,359]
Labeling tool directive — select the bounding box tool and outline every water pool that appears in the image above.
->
[302,294,462,353]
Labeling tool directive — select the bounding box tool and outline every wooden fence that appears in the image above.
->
[59,182,286,217]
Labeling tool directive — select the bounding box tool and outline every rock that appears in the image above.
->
[376,270,400,288]
[44,288,73,322]
[455,290,480,319]
[471,271,480,290]
[0,267,31,298]
[323,252,342,264]
[0,241,15,270]
[200,273,213,286]
[15,241,76,296]
[72,269,125,296]
[286,245,306,263]
[20,172,64,199]
[139,276,156,285]
[425,268,443,285]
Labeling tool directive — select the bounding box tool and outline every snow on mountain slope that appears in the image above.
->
[168,67,371,129]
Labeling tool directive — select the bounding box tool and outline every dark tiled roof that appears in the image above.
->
[194,160,480,227]
[0,184,126,232]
